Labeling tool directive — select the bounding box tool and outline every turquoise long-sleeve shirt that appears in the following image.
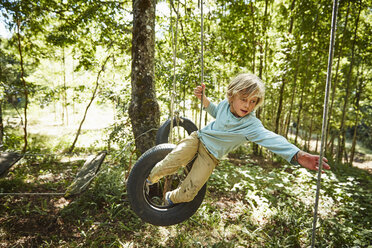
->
[198,99,300,163]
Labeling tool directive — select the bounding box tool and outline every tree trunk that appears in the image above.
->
[275,80,286,134]
[294,82,304,147]
[293,46,313,148]
[336,0,361,164]
[0,100,3,148]
[306,67,321,151]
[288,0,296,34]
[294,45,313,148]
[129,0,160,155]
[68,55,111,153]
[62,47,68,126]
[326,2,350,155]
[253,0,267,156]
[350,69,364,165]
[0,54,3,147]
[330,134,335,157]
[16,16,28,154]
[285,50,300,139]
[275,0,296,135]
[250,2,256,74]
[307,86,317,152]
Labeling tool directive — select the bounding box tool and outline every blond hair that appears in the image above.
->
[226,73,265,111]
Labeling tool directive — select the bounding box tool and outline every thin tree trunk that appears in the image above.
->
[16,16,28,154]
[285,50,300,139]
[307,86,318,152]
[294,43,313,148]
[253,0,268,155]
[344,149,349,164]
[275,80,286,134]
[263,0,271,78]
[329,134,335,157]
[0,54,3,147]
[72,59,75,123]
[68,55,111,153]
[294,87,304,146]
[258,0,267,80]
[307,66,321,151]
[275,0,296,135]
[350,69,363,165]
[260,0,271,156]
[0,100,3,147]
[183,80,186,118]
[62,47,68,126]
[250,2,256,74]
[336,0,361,164]
[326,2,350,155]
[288,0,296,34]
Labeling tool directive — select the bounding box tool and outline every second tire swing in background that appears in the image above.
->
[155,116,198,144]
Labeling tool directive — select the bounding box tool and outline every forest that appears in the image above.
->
[0,0,371,247]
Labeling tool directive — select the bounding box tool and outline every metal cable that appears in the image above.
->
[0,192,65,196]
[311,0,339,246]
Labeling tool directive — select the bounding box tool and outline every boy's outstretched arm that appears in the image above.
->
[194,83,210,108]
[294,151,331,172]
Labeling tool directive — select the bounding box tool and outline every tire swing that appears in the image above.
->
[127,0,207,226]
[126,144,206,226]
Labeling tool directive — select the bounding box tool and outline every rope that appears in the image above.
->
[311,0,339,246]
[198,0,204,130]
[169,0,180,143]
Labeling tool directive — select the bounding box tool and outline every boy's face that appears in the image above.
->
[230,93,258,118]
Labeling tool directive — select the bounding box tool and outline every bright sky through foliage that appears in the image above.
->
[0,15,11,38]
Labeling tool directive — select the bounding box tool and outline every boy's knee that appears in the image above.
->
[179,181,203,202]
[180,190,199,202]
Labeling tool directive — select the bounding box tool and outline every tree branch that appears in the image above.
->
[68,54,113,153]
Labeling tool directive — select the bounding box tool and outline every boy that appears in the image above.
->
[147,73,330,206]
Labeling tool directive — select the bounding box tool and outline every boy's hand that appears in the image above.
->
[297,151,331,172]
[194,83,210,108]
[194,83,206,100]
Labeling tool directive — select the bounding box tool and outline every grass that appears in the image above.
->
[1,146,371,247]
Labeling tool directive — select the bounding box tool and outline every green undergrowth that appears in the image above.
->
[0,150,371,247]
[207,160,372,247]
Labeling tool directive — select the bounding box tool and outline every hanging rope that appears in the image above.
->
[198,0,204,130]
[311,0,339,247]
[169,0,181,143]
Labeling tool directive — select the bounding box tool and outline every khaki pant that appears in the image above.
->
[148,132,219,204]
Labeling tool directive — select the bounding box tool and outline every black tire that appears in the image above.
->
[127,143,206,226]
[156,117,198,144]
